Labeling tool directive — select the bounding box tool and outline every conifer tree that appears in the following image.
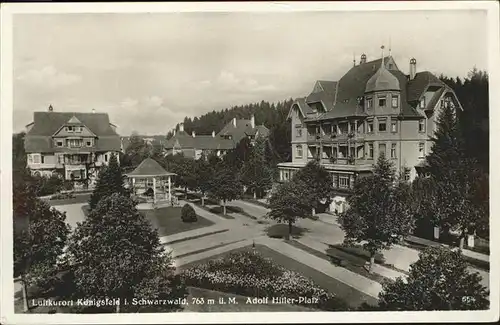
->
[89,153,128,210]
[424,105,485,247]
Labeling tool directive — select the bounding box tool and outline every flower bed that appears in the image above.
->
[181,250,349,311]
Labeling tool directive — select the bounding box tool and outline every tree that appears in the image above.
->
[122,133,153,168]
[207,161,242,215]
[240,137,274,199]
[13,132,27,173]
[411,176,439,239]
[170,156,197,200]
[89,153,128,210]
[223,137,252,170]
[293,160,335,214]
[338,155,413,272]
[194,152,215,206]
[425,104,485,247]
[68,193,187,313]
[378,246,489,310]
[267,179,311,239]
[13,182,70,312]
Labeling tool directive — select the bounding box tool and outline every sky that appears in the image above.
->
[13,9,488,135]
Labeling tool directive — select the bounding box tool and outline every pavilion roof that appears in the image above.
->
[126,158,176,177]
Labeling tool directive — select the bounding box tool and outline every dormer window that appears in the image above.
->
[419,97,426,109]
[66,126,74,132]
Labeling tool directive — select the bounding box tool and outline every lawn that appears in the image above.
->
[179,244,378,308]
[140,206,215,237]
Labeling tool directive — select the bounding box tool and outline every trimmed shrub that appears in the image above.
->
[181,204,198,223]
[50,192,76,200]
[182,250,350,311]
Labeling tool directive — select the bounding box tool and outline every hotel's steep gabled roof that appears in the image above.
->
[24,111,121,153]
[291,56,445,122]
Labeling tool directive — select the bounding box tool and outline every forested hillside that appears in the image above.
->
[167,99,295,163]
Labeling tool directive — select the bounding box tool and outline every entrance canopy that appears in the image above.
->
[126,158,176,205]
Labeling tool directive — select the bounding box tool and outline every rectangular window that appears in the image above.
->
[349,122,356,133]
[55,140,63,147]
[338,123,348,134]
[378,96,387,107]
[357,121,364,133]
[68,139,82,148]
[58,155,64,164]
[366,98,373,109]
[392,95,399,108]
[391,119,397,132]
[41,156,45,164]
[419,119,426,133]
[104,154,108,162]
[296,145,303,158]
[419,97,426,109]
[368,143,374,159]
[378,118,387,132]
[379,143,387,157]
[391,143,397,159]
[419,142,425,158]
[32,154,41,164]
[339,175,350,189]
[367,120,374,133]
[295,125,303,137]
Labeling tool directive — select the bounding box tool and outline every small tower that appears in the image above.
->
[360,54,367,64]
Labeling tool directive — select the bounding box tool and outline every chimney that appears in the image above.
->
[360,54,367,64]
[251,115,255,128]
[212,130,215,138]
[409,58,417,80]
[48,104,53,112]
[232,117,237,127]
[192,131,196,138]
[179,123,184,132]
[92,108,95,114]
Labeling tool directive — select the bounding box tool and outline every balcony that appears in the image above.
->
[28,162,59,169]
